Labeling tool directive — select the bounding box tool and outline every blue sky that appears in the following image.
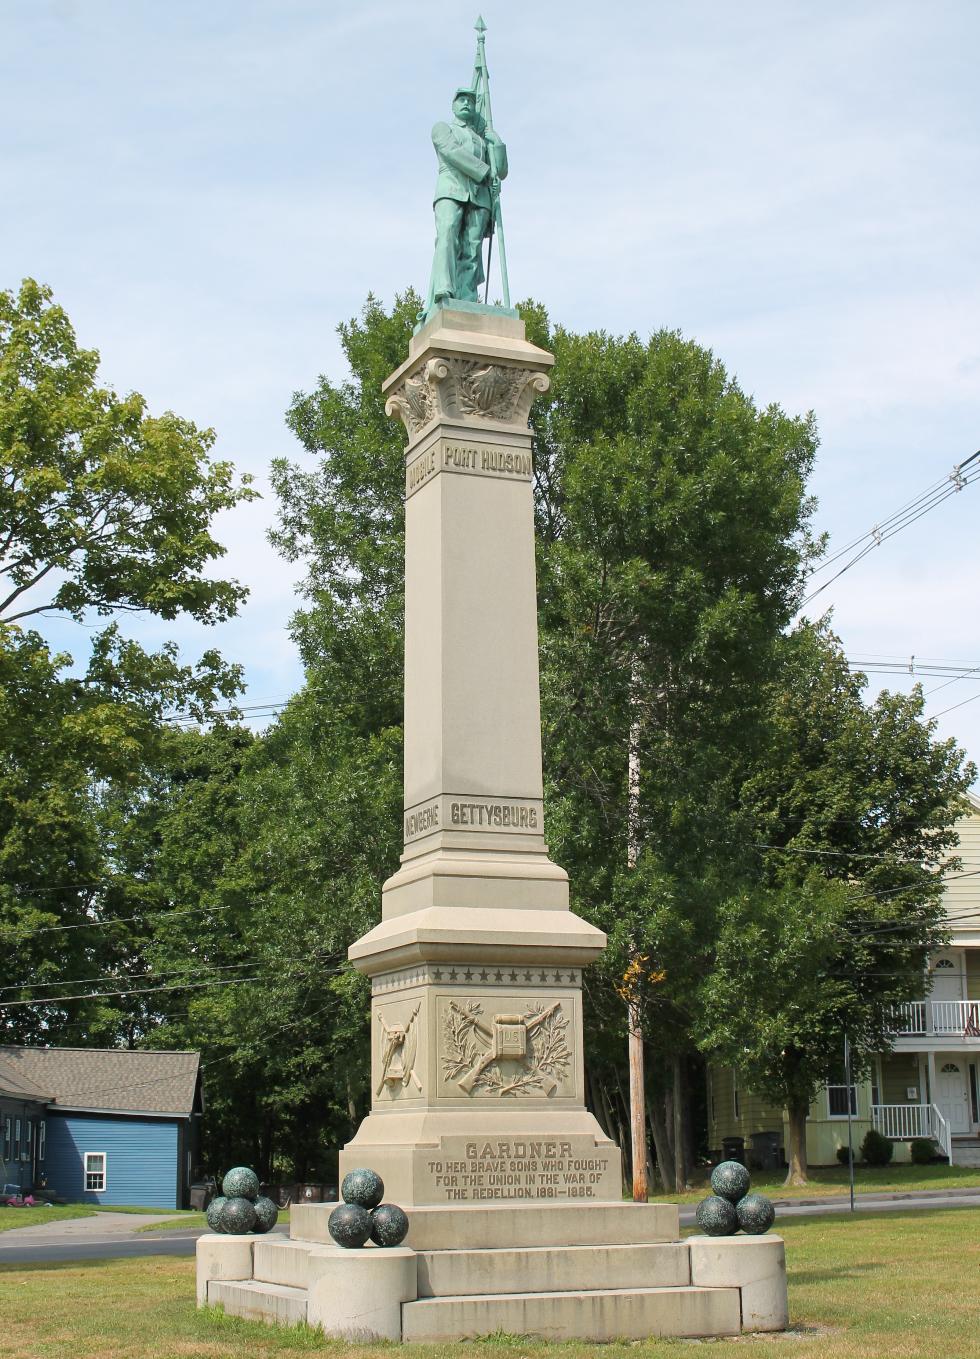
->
[3,1,979,774]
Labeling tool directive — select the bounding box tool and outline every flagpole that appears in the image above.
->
[475,16,510,308]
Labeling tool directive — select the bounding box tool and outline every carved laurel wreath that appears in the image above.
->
[386,357,550,436]
[441,999,571,1097]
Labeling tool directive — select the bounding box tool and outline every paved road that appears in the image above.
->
[1,1192,976,1264]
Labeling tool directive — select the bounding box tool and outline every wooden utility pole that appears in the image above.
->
[626,657,647,1202]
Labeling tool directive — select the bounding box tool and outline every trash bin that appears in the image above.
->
[749,1130,782,1171]
[720,1136,745,1165]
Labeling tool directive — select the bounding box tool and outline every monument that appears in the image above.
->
[196,19,788,1341]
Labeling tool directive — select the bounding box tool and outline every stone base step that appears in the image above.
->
[208,1278,307,1327]
[401,1283,742,1342]
[291,1200,679,1251]
[417,1241,691,1297]
[253,1238,317,1288]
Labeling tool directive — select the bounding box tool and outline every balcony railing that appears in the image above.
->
[871,1103,952,1162]
[888,1000,980,1038]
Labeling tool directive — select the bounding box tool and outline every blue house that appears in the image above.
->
[0,1047,202,1208]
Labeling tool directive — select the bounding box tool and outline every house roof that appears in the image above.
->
[0,1048,200,1117]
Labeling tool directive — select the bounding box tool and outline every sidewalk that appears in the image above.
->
[0,1210,187,1246]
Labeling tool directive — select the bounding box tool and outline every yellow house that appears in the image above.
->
[707,792,980,1168]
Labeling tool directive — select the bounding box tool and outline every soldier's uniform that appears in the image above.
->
[428,88,508,306]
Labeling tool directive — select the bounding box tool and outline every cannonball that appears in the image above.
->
[736,1192,776,1235]
[370,1202,409,1248]
[341,1167,384,1209]
[695,1194,739,1236]
[205,1196,227,1233]
[328,1202,373,1248]
[710,1159,751,1204]
[220,1195,257,1235]
[252,1196,279,1234]
[222,1166,260,1200]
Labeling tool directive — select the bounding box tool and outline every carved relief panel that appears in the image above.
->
[372,995,426,1103]
[436,993,576,1100]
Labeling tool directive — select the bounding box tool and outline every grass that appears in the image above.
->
[91,1204,199,1216]
[137,1210,290,1234]
[657,1161,980,1203]
[0,1203,195,1233]
[0,1207,977,1358]
[0,1204,96,1232]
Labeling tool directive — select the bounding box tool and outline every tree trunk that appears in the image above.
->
[785,1099,809,1186]
[628,997,647,1201]
[672,1053,686,1191]
[647,1093,675,1193]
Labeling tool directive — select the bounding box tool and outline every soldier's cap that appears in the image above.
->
[453,86,477,101]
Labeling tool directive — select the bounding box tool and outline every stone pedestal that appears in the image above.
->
[340,306,620,1207]
[193,312,788,1346]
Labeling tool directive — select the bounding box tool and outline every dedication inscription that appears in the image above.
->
[414,1134,618,1202]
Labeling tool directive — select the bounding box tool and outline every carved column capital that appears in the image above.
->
[385,354,551,440]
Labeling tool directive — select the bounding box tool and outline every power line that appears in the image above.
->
[1,904,232,936]
[929,690,980,721]
[1,992,349,1100]
[0,959,262,996]
[798,450,979,611]
[0,974,266,1008]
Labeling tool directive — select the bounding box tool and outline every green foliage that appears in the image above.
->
[698,621,973,1176]
[836,1145,851,1165]
[909,1138,935,1165]
[0,279,254,625]
[0,281,253,1044]
[860,1128,895,1166]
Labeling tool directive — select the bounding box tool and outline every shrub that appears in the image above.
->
[910,1138,935,1165]
[860,1128,894,1166]
[836,1145,852,1165]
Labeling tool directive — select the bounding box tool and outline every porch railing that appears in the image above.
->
[870,1103,953,1164]
[932,1000,980,1037]
[888,999,980,1038]
[889,1002,926,1035]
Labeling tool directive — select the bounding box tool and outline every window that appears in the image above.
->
[934,959,955,969]
[24,1121,32,1163]
[84,1153,106,1192]
[3,1117,10,1161]
[14,1120,21,1161]
[38,1122,45,1163]
[827,1085,858,1118]
[733,1074,741,1120]
[940,1062,960,1074]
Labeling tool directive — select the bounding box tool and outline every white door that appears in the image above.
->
[929,953,963,1002]
[937,1061,971,1135]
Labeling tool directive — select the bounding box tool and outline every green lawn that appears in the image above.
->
[0,1203,195,1233]
[0,1204,95,1233]
[0,1208,976,1358]
[657,1161,980,1203]
[137,1210,290,1234]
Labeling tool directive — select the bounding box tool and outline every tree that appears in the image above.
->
[0,279,254,1041]
[267,295,828,1191]
[522,308,821,1189]
[1,279,252,627]
[697,622,975,1184]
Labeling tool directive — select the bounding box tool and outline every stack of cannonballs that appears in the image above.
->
[205,1166,279,1236]
[328,1168,409,1249]
[695,1160,776,1236]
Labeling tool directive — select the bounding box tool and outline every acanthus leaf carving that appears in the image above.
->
[386,356,549,435]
